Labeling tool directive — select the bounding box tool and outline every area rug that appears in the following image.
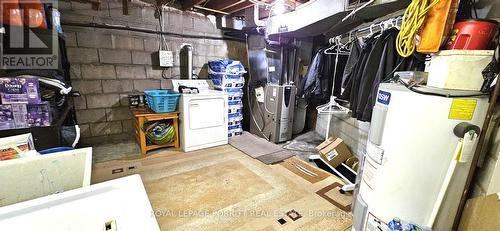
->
[256,150,295,164]
[92,145,352,231]
[229,132,294,164]
[280,158,330,183]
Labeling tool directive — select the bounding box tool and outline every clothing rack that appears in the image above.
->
[321,14,403,193]
[329,15,403,44]
[358,16,401,34]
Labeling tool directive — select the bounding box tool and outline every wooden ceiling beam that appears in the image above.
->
[181,0,206,10]
[205,0,247,11]
[225,1,254,14]
[193,5,230,15]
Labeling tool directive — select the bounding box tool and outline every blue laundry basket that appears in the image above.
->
[144,90,181,113]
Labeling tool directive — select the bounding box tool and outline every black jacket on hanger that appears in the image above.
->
[361,30,426,122]
[301,48,347,104]
[301,50,323,100]
[356,28,400,121]
[327,51,348,98]
[344,33,379,118]
[341,39,362,89]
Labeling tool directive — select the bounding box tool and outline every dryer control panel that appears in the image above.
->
[165,80,214,92]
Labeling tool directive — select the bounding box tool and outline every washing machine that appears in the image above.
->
[166,80,228,152]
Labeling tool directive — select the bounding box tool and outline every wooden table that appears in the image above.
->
[130,107,179,155]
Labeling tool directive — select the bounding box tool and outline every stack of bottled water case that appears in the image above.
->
[208,59,246,138]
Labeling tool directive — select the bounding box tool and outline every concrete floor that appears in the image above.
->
[91,140,141,163]
[90,131,324,165]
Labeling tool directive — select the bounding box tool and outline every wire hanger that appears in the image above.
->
[324,43,340,55]
[394,16,402,29]
[317,35,349,115]
[324,41,350,55]
[367,24,375,38]
[342,31,354,49]
[374,22,384,38]
[324,36,348,55]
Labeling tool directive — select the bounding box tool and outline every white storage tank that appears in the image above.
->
[353,83,489,231]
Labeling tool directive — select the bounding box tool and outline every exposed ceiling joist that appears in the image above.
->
[193,5,230,15]
[179,0,310,17]
[225,1,254,14]
[181,0,206,10]
[205,0,247,11]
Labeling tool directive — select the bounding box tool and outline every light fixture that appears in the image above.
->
[273,0,286,15]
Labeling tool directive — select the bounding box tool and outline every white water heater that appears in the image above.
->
[353,83,489,231]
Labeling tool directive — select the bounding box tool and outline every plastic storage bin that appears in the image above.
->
[427,50,494,91]
[144,90,181,113]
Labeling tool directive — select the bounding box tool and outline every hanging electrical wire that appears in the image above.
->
[155,3,172,79]
[155,5,169,52]
[395,0,440,57]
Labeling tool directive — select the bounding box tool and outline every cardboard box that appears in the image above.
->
[316,135,352,167]
[0,77,41,104]
[458,193,500,231]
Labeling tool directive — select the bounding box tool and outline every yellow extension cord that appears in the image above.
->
[396,0,440,57]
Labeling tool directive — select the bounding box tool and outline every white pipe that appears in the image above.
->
[72,125,81,148]
[17,75,72,94]
[252,4,265,27]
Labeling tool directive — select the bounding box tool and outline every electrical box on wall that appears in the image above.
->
[159,50,173,67]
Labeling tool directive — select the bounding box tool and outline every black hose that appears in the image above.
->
[398,79,489,98]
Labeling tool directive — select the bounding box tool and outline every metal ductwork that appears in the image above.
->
[216,16,247,30]
[265,0,410,40]
[244,5,265,28]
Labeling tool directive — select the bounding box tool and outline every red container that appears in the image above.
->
[446,19,498,50]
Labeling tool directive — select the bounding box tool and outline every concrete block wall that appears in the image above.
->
[59,0,247,145]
